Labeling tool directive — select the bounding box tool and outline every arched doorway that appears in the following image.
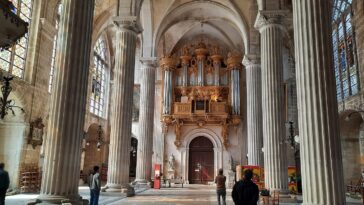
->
[188,136,214,184]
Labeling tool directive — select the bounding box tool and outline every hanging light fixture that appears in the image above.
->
[96,124,103,151]
[0,75,25,119]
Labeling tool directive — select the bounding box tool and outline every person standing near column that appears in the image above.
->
[90,166,101,205]
[215,169,226,205]
[0,163,9,205]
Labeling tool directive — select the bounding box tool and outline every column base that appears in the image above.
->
[103,184,135,197]
[30,195,88,205]
[132,179,151,188]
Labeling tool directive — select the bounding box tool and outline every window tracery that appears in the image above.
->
[0,0,33,78]
[49,3,62,93]
[90,37,108,117]
[332,0,358,101]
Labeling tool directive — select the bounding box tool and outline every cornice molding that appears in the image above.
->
[113,16,143,34]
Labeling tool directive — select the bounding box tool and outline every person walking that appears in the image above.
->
[232,169,259,205]
[0,163,10,205]
[215,168,226,205]
[89,166,101,205]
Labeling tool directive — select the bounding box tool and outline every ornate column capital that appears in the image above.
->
[140,57,158,69]
[227,51,243,70]
[243,54,261,68]
[113,16,143,34]
[254,10,290,33]
[160,55,177,71]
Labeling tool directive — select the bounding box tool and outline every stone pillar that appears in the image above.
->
[135,58,157,184]
[105,16,141,196]
[255,10,288,192]
[243,54,263,166]
[293,0,346,204]
[38,0,94,203]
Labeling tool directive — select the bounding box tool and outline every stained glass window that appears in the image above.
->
[0,0,33,78]
[90,37,108,117]
[332,0,358,102]
[49,3,62,93]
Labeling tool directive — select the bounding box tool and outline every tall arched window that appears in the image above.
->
[49,3,63,93]
[90,37,108,117]
[332,0,359,102]
[0,0,33,78]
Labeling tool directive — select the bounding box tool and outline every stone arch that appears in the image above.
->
[153,0,249,56]
[0,89,27,188]
[339,110,363,186]
[81,123,108,181]
[180,128,223,183]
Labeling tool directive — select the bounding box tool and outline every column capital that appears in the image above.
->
[113,16,143,34]
[254,10,290,33]
[243,54,260,68]
[140,57,158,69]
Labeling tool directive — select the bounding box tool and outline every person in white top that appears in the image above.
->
[89,166,100,205]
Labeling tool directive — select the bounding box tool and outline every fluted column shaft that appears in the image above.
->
[293,1,346,204]
[255,11,288,192]
[106,17,141,195]
[230,69,241,115]
[39,0,94,203]
[135,59,156,183]
[214,61,220,86]
[243,55,263,166]
[162,70,172,114]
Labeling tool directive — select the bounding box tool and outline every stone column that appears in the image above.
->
[293,1,346,203]
[38,0,94,203]
[255,10,288,192]
[243,54,263,166]
[105,16,141,196]
[135,58,157,184]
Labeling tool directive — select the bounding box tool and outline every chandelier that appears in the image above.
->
[0,75,24,119]
[84,124,104,151]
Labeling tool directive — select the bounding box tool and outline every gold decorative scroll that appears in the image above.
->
[227,51,243,70]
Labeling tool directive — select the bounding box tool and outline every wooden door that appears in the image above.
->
[189,136,214,184]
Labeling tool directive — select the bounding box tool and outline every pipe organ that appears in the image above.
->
[160,41,243,148]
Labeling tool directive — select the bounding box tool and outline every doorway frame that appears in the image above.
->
[180,128,223,184]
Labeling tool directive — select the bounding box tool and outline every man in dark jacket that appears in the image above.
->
[232,169,259,205]
[0,163,10,205]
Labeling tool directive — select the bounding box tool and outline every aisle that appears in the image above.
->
[110,184,234,205]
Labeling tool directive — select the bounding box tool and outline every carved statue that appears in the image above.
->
[168,154,175,171]
[174,119,183,147]
[28,118,45,148]
[182,45,189,56]
[221,121,229,148]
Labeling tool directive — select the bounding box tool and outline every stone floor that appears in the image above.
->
[5,185,363,205]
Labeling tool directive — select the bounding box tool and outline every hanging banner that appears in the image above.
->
[288,166,297,193]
